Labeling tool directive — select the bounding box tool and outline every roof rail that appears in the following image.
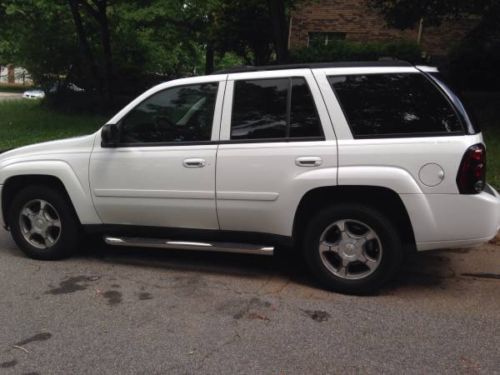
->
[213,60,412,74]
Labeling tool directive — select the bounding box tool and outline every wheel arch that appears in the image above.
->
[292,185,416,251]
[2,175,81,229]
[0,161,101,228]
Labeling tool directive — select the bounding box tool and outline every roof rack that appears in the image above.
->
[213,60,412,74]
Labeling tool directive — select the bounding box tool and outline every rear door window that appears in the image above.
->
[290,78,323,138]
[230,77,323,141]
[328,73,464,138]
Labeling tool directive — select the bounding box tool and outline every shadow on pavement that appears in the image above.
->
[76,236,466,294]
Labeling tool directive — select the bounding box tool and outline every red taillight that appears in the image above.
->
[456,144,486,194]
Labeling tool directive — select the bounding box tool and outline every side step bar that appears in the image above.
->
[104,236,274,256]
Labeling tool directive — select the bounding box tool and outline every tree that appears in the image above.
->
[68,0,101,93]
[69,0,113,101]
[370,0,500,30]
[370,0,500,89]
[267,0,289,63]
[0,1,77,86]
[1,0,304,109]
[211,0,274,66]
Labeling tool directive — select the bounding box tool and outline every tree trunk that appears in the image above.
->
[267,0,289,63]
[205,43,215,74]
[67,0,102,93]
[76,0,113,103]
[96,1,113,103]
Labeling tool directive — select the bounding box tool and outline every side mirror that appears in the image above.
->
[101,123,119,147]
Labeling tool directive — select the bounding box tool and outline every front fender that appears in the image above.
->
[0,160,101,225]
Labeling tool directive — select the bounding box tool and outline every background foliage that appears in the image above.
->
[0,0,498,112]
[290,40,422,64]
[370,0,500,90]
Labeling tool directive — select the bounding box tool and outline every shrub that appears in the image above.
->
[290,39,423,64]
[445,37,500,91]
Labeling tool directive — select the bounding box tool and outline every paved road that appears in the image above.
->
[0,92,22,101]
[0,230,499,375]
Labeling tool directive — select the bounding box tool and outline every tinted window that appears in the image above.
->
[231,79,288,140]
[429,73,479,134]
[290,78,323,137]
[120,83,218,144]
[231,78,323,140]
[329,73,463,137]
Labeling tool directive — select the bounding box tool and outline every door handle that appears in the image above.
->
[183,158,206,168]
[296,156,322,167]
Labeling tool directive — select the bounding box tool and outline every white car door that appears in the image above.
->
[89,76,226,229]
[216,69,338,237]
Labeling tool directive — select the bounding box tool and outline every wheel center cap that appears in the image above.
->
[34,218,47,230]
[341,242,358,257]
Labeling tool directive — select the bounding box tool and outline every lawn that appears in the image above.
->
[465,92,500,189]
[0,100,107,150]
[0,95,498,188]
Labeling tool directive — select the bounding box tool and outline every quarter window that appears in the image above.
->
[231,78,323,140]
[329,73,463,138]
[120,83,218,144]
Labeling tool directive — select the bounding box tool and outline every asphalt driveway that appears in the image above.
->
[0,230,499,374]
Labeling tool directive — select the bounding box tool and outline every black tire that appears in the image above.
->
[303,203,403,295]
[9,185,80,260]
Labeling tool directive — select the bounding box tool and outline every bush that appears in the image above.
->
[445,38,500,91]
[290,39,423,64]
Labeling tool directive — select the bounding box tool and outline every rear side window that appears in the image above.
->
[328,73,464,138]
[231,78,323,140]
[428,73,480,134]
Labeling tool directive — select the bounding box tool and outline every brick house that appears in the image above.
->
[289,0,477,57]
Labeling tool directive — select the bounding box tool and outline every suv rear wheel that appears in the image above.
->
[303,204,403,294]
[9,185,80,260]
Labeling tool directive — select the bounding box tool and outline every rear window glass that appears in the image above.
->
[328,73,464,138]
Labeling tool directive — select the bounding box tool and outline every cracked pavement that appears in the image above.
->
[0,230,499,374]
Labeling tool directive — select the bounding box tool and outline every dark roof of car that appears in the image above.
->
[213,60,412,74]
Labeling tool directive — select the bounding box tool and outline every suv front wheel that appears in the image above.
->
[9,185,80,260]
[303,204,403,294]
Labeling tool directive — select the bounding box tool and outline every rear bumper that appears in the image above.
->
[401,184,500,251]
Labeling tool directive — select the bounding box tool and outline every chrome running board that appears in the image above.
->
[104,236,274,256]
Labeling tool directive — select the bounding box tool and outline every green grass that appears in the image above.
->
[464,92,500,189]
[483,126,500,189]
[0,100,107,149]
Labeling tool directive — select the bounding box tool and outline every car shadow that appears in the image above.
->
[76,237,465,295]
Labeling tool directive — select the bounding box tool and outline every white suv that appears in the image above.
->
[1,62,499,294]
